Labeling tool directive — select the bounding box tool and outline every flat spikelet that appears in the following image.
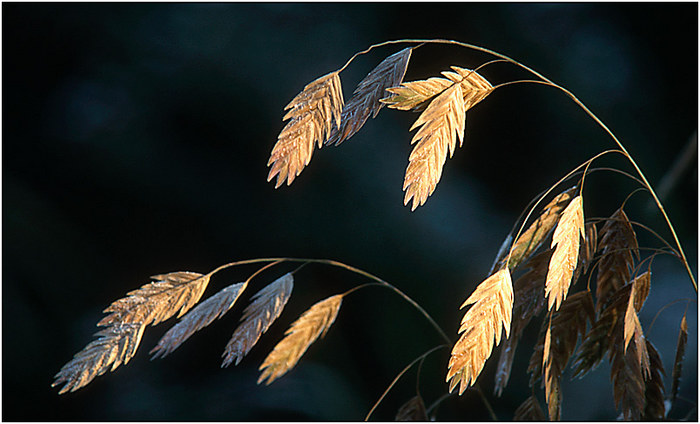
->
[545,195,585,311]
[150,281,247,359]
[222,273,294,367]
[670,312,688,410]
[571,284,630,379]
[535,292,594,418]
[494,187,576,273]
[327,48,412,146]
[395,395,429,421]
[267,71,344,188]
[53,271,211,393]
[643,340,666,420]
[382,66,492,112]
[611,334,645,420]
[574,283,645,420]
[513,395,546,421]
[52,323,145,394]
[403,83,466,210]
[98,272,212,327]
[494,251,550,396]
[595,208,639,314]
[258,294,343,385]
[623,272,651,378]
[580,222,598,274]
[447,268,513,395]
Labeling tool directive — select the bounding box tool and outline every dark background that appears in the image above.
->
[3,3,697,421]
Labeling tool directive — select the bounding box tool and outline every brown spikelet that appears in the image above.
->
[631,270,651,312]
[53,271,212,393]
[150,281,247,359]
[670,312,688,410]
[382,66,492,112]
[495,187,577,273]
[595,208,639,314]
[52,323,145,394]
[579,282,646,420]
[494,251,550,396]
[258,294,342,385]
[447,268,513,395]
[580,222,598,274]
[611,336,645,420]
[221,273,294,367]
[541,292,594,416]
[267,71,344,188]
[327,48,412,146]
[514,395,546,421]
[642,340,666,420]
[403,83,466,210]
[570,288,624,378]
[545,195,585,311]
[395,395,429,421]
[527,291,593,418]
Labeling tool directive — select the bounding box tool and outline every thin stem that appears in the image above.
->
[341,282,383,297]
[244,260,285,284]
[425,392,452,416]
[504,149,623,270]
[492,76,697,291]
[209,257,451,345]
[648,298,696,335]
[474,384,499,421]
[349,38,696,291]
[364,344,447,421]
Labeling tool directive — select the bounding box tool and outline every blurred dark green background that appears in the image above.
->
[3,3,697,421]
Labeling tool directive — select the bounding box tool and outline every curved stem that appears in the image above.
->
[365,344,447,421]
[493,75,697,291]
[342,38,696,290]
[209,257,451,345]
[504,149,623,270]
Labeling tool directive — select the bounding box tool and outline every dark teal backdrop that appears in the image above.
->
[3,3,697,421]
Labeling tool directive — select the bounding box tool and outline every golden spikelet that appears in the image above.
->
[395,395,429,421]
[381,66,492,210]
[53,271,211,394]
[52,323,145,394]
[595,208,639,314]
[513,395,546,421]
[327,48,412,146]
[545,195,585,311]
[221,273,294,367]
[494,251,550,396]
[98,272,212,327]
[446,268,513,395]
[403,83,466,210]
[267,71,344,188]
[622,272,651,378]
[493,187,576,273]
[258,294,343,385]
[545,376,561,421]
[150,281,247,359]
[381,66,492,112]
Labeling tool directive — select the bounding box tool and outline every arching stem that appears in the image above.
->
[339,38,696,291]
